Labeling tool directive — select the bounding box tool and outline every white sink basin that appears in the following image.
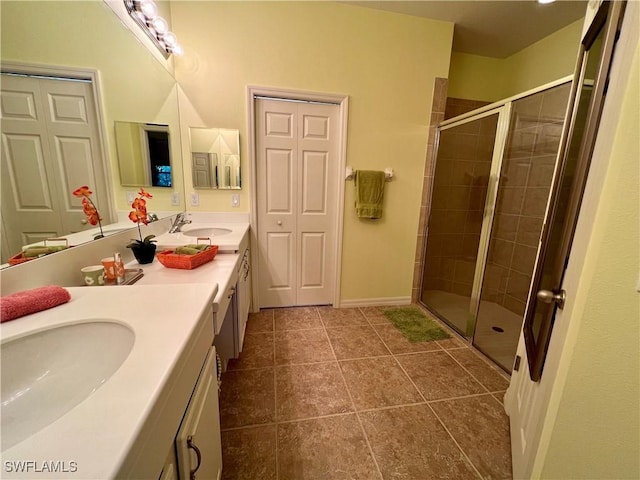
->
[1,321,134,451]
[182,227,232,238]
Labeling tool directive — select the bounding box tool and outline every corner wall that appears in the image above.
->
[171,2,454,302]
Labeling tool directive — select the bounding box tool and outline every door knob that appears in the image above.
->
[277,221,282,226]
[537,289,566,309]
[80,219,88,225]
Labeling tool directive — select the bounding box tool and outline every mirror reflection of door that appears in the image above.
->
[0,73,107,263]
[115,122,172,188]
[188,127,240,190]
[192,152,216,189]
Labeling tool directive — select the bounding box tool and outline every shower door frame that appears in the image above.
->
[420,76,575,351]
[423,104,512,338]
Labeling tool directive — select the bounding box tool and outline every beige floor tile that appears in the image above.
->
[373,323,443,354]
[359,306,393,324]
[275,362,353,421]
[359,404,478,479]
[325,325,391,359]
[221,425,277,480]
[245,309,274,334]
[340,357,423,410]
[448,348,511,392]
[274,306,323,331]
[275,328,335,365]
[431,395,513,479]
[278,414,381,480]
[397,351,486,401]
[227,332,274,371]
[219,368,275,429]
[436,336,468,350]
[318,306,369,328]
[219,305,512,479]
[493,392,506,404]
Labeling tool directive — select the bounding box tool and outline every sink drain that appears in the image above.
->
[492,326,505,333]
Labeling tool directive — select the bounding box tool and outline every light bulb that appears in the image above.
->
[151,16,168,36]
[139,0,157,19]
[171,44,184,56]
[163,32,177,48]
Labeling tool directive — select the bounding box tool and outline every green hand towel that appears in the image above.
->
[355,170,385,219]
[22,246,67,258]
[184,244,209,251]
[174,246,202,255]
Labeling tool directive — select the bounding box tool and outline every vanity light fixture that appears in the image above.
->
[124,0,183,57]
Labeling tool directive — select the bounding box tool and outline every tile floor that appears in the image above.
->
[219,305,513,480]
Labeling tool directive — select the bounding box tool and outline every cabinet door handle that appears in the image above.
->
[187,435,202,480]
[227,286,236,298]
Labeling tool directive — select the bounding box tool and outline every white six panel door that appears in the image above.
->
[256,98,339,307]
[1,74,105,258]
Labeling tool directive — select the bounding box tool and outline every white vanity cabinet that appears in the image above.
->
[214,245,251,367]
[176,346,222,480]
[159,448,179,480]
[236,247,251,353]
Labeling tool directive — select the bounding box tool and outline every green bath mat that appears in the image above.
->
[384,307,451,343]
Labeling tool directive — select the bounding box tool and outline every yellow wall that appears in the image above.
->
[538,36,640,479]
[503,19,583,97]
[172,1,453,301]
[449,19,583,102]
[448,52,507,102]
[1,1,184,215]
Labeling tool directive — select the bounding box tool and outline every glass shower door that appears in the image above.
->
[420,108,508,337]
[473,84,572,370]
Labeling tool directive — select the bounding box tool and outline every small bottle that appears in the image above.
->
[114,252,125,285]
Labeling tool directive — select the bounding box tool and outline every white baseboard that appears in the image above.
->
[338,296,412,308]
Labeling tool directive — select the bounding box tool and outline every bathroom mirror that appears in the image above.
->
[189,127,241,190]
[115,122,173,188]
[0,1,185,266]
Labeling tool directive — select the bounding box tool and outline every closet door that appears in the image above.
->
[0,74,106,256]
[256,98,339,307]
[256,99,298,307]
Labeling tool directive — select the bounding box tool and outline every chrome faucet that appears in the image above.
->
[169,212,192,233]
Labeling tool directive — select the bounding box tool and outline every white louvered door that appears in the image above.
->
[256,98,339,307]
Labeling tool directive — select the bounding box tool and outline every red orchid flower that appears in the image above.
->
[82,198,102,226]
[73,185,93,198]
[128,189,155,246]
[73,185,103,237]
[138,188,153,199]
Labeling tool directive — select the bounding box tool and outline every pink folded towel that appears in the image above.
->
[1,286,71,323]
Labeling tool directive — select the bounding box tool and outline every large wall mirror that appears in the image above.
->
[0,1,185,266]
[115,122,173,187]
[189,127,241,190]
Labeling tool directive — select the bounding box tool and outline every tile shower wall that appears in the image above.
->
[445,97,491,120]
[412,78,448,303]
[422,114,498,297]
[482,84,571,316]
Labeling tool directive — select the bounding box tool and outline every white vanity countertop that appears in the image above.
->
[0,283,218,479]
[130,252,240,311]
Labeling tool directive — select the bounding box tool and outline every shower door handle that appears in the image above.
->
[536,289,566,309]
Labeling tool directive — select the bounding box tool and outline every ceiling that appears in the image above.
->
[343,1,587,58]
